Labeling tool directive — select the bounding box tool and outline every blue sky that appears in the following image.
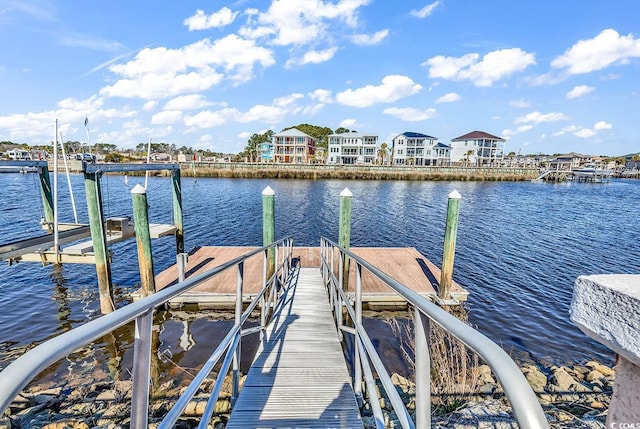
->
[0,0,638,157]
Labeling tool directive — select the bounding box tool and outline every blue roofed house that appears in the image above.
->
[391,132,451,166]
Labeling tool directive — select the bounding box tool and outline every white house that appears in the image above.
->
[450,131,505,166]
[392,132,450,166]
[272,128,317,164]
[327,132,378,165]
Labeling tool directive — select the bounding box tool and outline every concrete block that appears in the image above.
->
[570,274,640,366]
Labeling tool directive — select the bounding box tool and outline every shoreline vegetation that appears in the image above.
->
[172,163,540,181]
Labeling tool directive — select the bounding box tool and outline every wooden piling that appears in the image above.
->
[262,186,275,279]
[132,184,156,296]
[84,172,114,314]
[171,169,184,255]
[339,188,352,291]
[37,166,54,226]
[439,190,461,301]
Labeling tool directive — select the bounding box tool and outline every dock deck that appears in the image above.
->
[154,246,467,309]
[226,267,362,428]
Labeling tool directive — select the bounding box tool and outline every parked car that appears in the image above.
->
[81,153,95,162]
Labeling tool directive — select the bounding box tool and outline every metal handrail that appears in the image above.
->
[320,237,549,429]
[0,236,294,428]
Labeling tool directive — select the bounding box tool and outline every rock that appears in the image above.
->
[391,373,415,395]
[551,367,578,391]
[42,421,90,429]
[0,416,11,429]
[438,399,517,428]
[590,400,605,409]
[473,365,495,385]
[587,370,605,382]
[479,383,495,395]
[521,365,547,392]
[586,361,616,377]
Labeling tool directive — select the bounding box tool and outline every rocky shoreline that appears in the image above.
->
[0,360,614,429]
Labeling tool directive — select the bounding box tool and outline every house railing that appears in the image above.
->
[0,237,294,429]
[319,237,549,429]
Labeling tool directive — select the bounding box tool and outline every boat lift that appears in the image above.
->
[0,159,184,314]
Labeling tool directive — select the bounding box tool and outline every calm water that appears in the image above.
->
[1,173,638,379]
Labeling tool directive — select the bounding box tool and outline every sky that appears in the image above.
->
[0,0,639,157]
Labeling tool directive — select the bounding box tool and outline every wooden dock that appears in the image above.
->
[226,267,362,428]
[154,246,467,309]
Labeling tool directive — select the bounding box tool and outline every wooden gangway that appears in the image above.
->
[226,267,362,428]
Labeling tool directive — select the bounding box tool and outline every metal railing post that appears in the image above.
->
[130,309,153,429]
[354,262,363,404]
[414,308,431,429]
[177,253,188,282]
[274,244,279,291]
[336,253,344,340]
[261,249,268,342]
[232,261,244,405]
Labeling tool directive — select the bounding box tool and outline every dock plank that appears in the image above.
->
[225,268,362,429]
[154,246,468,309]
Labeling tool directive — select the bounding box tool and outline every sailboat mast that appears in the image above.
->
[53,120,59,262]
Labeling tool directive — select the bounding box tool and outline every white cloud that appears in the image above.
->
[308,89,333,103]
[552,125,579,137]
[184,7,238,31]
[502,125,533,138]
[152,110,183,125]
[383,107,436,121]
[165,94,213,110]
[594,120,612,130]
[424,48,535,86]
[435,92,460,103]
[514,111,569,124]
[574,128,596,138]
[336,75,422,107]
[182,92,307,129]
[185,109,235,128]
[551,29,640,74]
[286,47,338,68]
[340,118,357,128]
[237,104,287,123]
[410,1,440,18]
[246,0,370,46]
[143,101,158,111]
[510,99,530,108]
[566,85,594,99]
[238,131,251,139]
[100,35,275,99]
[351,29,389,46]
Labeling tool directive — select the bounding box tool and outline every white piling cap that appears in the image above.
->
[262,186,275,196]
[340,188,352,197]
[448,190,461,199]
[131,184,146,194]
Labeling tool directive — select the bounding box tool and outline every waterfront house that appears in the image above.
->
[391,132,451,166]
[258,142,274,162]
[547,153,592,171]
[450,131,505,166]
[272,128,317,163]
[327,131,378,165]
